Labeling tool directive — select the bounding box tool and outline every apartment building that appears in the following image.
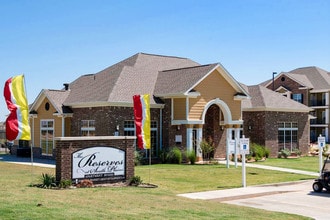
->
[263,66,330,143]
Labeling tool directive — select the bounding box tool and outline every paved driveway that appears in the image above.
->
[179,180,330,220]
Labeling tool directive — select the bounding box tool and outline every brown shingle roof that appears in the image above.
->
[242,85,312,112]
[64,53,199,106]
[289,66,330,91]
[30,89,71,114]
[154,64,218,96]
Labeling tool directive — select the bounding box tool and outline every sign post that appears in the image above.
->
[227,140,236,168]
[318,135,325,176]
[240,136,249,188]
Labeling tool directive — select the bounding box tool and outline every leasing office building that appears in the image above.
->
[28,53,250,160]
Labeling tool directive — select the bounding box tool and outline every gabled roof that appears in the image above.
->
[285,73,314,89]
[30,89,72,114]
[289,66,330,92]
[154,64,218,96]
[242,85,312,112]
[154,63,250,98]
[260,72,314,89]
[260,66,330,92]
[63,53,199,106]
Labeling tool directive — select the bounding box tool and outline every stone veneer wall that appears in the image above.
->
[55,136,135,183]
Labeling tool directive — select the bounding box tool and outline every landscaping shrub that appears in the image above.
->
[59,179,72,189]
[249,143,270,161]
[322,144,329,157]
[186,150,197,165]
[166,147,182,164]
[129,175,143,186]
[200,139,214,160]
[134,150,144,166]
[39,173,56,188]
[292,148,302,156]
[278,148,291,158]
[159,148,168,164]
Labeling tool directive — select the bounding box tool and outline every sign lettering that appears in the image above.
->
[72,147,125,181]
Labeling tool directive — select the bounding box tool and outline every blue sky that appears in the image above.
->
[1,0,329,121]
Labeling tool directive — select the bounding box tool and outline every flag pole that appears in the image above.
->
[30,143,34,185]
[149,148,151,184]
[23,74,34,185]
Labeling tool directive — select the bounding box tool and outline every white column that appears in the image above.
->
[235,128,241,168]
[227,128,233,140]
[186,128,193,152]
[196,127,203,159]
[235,128,241,144]
[226,128,231,168]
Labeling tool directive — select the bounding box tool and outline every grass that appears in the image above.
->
[0,159,315,220]
[261,156,320,173]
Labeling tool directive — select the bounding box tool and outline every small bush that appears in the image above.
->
[200,139,214,160]
[129,176,143,186]
[59,179,72,189]
[166,147,182,164]
[159,148,168,164]
[292,148,302,156]
[278,148,291,158]
[249,143,269,161]
[40,173,56,188]
[134,150,144,166]
[187,150,197,165]
[76,179,93,188]
[264,148,270,158]
[322,144,329,157]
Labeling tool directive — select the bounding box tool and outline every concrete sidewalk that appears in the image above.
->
[178,180,311,201]
[218,160,319,177]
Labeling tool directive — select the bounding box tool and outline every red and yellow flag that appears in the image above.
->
[4,75,31,141]
[133,94,150,149]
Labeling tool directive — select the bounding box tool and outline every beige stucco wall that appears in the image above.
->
[30,97,64,147]
[173,98,186,120]
[172,69,242,122]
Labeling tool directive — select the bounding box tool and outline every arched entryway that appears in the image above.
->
[203,104,225,159]
[201,98,242,159]
[186,98,243,161]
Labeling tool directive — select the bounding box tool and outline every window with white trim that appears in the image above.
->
[292,94,303,104]
[124,120,158,157]
[40,120,54,155]
[81,120,95,136]
[150,120,158,157]
[278,122,298,151]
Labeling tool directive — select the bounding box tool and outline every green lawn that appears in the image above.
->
[261,156,320,173]
[0,159,314,220]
